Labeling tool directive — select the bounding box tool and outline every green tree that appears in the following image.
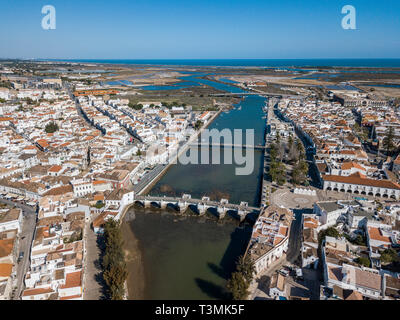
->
[318,227,340,246]
[269,159,286,185]
[128,102,143,110]
[194,120,203,130]
[355,256,371,268]
[236,255,255,285]
[226,272,249,300]
[269,143,278,160]
[292,159,309,185]
[45,121,59,133]
[295,139,305,157]
[94,201,105,209]
[288,134,294,151]
[360,127,370,141]
[380,248,399,264]
[101,219,128,300]
[103,263,128,300]
[382,126,396,155]
[275,131,280,144]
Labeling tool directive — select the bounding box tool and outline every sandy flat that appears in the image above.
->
[121,221,146,300]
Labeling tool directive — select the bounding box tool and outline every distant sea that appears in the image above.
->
[46,59,400,68]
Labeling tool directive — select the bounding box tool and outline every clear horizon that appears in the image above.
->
[1,0,400,60]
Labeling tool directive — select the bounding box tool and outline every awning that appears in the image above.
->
[17,196,25,201]
[27,202,37,206]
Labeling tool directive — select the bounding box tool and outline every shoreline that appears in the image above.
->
[121,221,146,300]
[121,208,247,300]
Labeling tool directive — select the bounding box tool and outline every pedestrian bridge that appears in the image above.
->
[130,194,260,221]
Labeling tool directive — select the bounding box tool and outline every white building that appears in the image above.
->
[70,179,93,198]
[322,172,400,200]
[0,208,22,233]
[247,206,293,275]
[314,201,348,228]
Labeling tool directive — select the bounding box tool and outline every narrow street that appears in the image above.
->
[0,198,38,300]
[83,223,104,300]
[13,209,36,299]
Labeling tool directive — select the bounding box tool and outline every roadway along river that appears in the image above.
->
[123,74,267,300]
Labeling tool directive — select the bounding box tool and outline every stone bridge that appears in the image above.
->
[130,194,260,221]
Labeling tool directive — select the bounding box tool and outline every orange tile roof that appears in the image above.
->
[394,155,400,165]
[323,172,400,190]
[36,139,50,148]
[368,227,391,243]
[22,287,54,296]
[92,212,108,228]
[60,270,82,289]
[304,217,319,229]
[0,263,13,277]
[93,180,107,185]
[94,194,104,201]
[341,161,366,171]
[60,294,82,300]
[48,165,62,173]
[0,239,15,258]
[345,290,363,300]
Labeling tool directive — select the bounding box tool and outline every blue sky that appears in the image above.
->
[0,0,399,59]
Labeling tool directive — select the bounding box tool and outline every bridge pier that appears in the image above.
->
[144,200,152,208]
[217,206,228,219]
[178,201,189,213]
[237,210,247,222]
[197,203,208,216]
[160,201,168,209]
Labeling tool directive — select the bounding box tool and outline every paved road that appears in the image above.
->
[0,199,37,300]
[14,209,37,299]
[286,209,304,264]
[0,198,36,214]
[83,223,104,300]
[133,164,167,194]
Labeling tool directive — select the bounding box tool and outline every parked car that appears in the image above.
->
[283,265,293,272]
[295,268,304,280]
[278,269,289,277]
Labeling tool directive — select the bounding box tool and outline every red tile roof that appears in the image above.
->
[323,172,400,190]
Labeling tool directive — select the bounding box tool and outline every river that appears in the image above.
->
[123,73,267,300]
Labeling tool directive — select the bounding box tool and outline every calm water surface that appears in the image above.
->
[126,210,251,300]
[126,76,265,299]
